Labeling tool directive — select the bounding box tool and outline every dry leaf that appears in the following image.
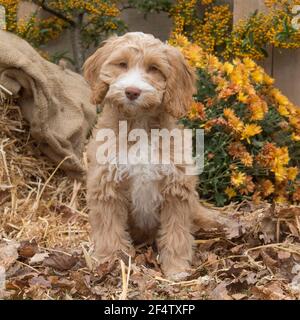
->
[43,252,77,271]
[29,252,49,265]
[18,240,38,258]
[28,276,51,288]
[211,282,232,300]
[259,217,276,243]
[278,250,291,260]
[231,293,247,300]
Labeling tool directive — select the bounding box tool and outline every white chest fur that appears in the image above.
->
[130,164,163,230]
[110,163,176,230]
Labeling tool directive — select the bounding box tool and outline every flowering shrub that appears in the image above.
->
[171,0,300,60]
[170,35,300,206]
[0,0,125,69]
[0,0,123,46]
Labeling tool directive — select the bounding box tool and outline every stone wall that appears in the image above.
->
[233,0,300,105]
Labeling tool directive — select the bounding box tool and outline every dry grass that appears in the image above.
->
[1,102,300,300]
[0,103,89,249]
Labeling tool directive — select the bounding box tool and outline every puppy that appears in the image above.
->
[84,32,229,280]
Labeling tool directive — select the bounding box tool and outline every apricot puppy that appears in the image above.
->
[84,32,226,280]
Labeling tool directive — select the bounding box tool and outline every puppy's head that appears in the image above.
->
[84,32,196,118]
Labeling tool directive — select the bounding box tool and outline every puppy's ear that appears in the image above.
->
[83,36,117,105]
[163,46,197,118]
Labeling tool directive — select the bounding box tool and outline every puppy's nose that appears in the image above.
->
[125,87,141,100]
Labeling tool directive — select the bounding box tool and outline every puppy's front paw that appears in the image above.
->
[94,245,135,264]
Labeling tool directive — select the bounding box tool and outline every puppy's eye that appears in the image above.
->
[119,62,128,69]
[148,65,159,73]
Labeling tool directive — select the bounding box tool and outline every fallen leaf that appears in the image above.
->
[28,276,51,288]
[48,276,75,289]
[259,217,276,243]
[278,207,300,219]
[144,247,160,270]
[43,252,77,271]
[278,250,291,260]
[18,240,38,258]
[210,282,232,300]
[292,264,300,274]
[245,272,258,285]
[231,293,247,300]
[29,252,49,265]
[261,249,278,268]
[252,282,286,300]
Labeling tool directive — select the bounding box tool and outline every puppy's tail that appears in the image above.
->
[191,201,240,238]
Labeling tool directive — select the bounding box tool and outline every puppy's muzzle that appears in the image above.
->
[125,87,142,101]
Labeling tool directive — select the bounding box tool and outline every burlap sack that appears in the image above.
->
[0,30,96,179]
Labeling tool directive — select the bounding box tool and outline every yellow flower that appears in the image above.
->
[263,73,274,85]
[230,69,245,86]
[275,195,288,204]
[183,44,204,68]
[171,34,189,48]
[251,69,264,83]
[271,88,289,106]
[249,99,268,121]
[223,62,234,75]
[278,104,290,117]
[291,133,300,141]
[225,187,237,199]
[273,146,290,167]
[238,92,248,103]
[201,0,213,5]
[243,57,256,70]
[231,171,246,187]
[273,166,287,182]
[287,167,299,181]
[241,124,262,142]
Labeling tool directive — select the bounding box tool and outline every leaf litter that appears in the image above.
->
[0,103,300,300]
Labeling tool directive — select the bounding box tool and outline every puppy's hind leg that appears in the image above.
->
[191,199,240,238]
[157,192,194,281]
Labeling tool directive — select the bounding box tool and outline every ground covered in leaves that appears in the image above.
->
[1,104,300,300]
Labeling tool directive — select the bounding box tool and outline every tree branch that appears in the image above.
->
[32,0,76,26]
[118,4,134,11]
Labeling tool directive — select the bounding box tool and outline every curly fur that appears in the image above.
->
[84,32,231,280]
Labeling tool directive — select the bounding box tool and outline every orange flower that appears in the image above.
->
[239,176,255,195]
[227,142,253,167]
[203,118,227,132]
[293,187,300,202]
[248,96,268,121]
[223,108,244,133]
[189,101,206,120]
[252,191,262,204]
[260,179,275,197]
